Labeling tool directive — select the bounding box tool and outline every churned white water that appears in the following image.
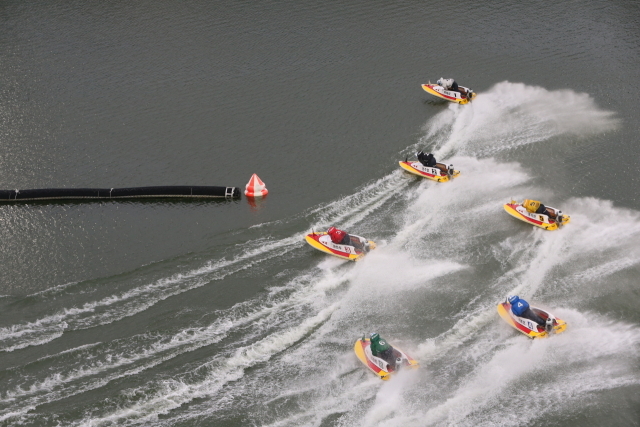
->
[1,81,637,427]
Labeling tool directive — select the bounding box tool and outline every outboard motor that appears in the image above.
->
[545,317,554,333]
[448,164,454,178]
[395,357,403,371]
[363,240,370,253]
[556,210,563,226]
[466,89,473,101]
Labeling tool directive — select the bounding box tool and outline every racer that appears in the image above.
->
[327,226,351,246]
[523,199,556,218]
[436,77,472,99]
[327,226,369,252]
[508,295,546,326]
[417,151,450,174]
[370,332,395,365]
[437,77,459,92]
[417,151,437,167]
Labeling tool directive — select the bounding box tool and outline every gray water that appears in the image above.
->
[1,0,639,425]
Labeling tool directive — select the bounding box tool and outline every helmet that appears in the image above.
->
[437,78,443,85]
[370,332,379,341]
[328,226,336,233]
[508,295,518,304]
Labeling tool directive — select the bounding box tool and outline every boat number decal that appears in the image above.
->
[414,163,438,175]
[516,316,535,331]
[326,241,353,253]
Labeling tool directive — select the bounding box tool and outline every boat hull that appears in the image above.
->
[497,302,567,339]
[504,202,570,230]
[399,161,460,182]
[422,83,476,104]
[354,338,418,380]
[304,232,376,261]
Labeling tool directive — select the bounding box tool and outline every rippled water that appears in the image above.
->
[0,1,639,426]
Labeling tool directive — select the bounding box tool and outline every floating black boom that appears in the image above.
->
[0,186,241,202]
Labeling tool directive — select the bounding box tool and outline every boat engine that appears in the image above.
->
[395,357,403,371]
[448,164,454,177]
[557,211,563,226]
[545,317,554,333]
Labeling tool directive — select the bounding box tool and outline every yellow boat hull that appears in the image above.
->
[354,338,418,380]
[497,302,567,339]
[304,232,376,261]
[399,161,460,182]
[422,84,476,105]
[504,202,570,231]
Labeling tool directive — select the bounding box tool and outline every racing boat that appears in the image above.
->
[399,159,460,182]
[354,337,419,380]
[421,81,476,105]
[504,200,570,231]
[497,300,567,339]
[304,231,376,261]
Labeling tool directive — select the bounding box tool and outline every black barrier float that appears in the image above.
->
[0,186,241,202]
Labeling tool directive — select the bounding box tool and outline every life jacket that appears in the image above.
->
[510,298,530,316]
[417,151,436,167]
[440,78,454,90]
[370,335,391,356]
[523,199,541,214]
[425,153,436,167]
[327,227,348,244]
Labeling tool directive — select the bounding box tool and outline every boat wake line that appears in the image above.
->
[2,82,638,426]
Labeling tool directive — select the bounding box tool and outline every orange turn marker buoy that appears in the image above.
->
[244,174,268,198]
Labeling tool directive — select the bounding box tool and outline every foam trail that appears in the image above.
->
[415,195,639,362]
[0,168,411,423]
[1,320,227,417]
[0,271,325,420]
[390,156,532,250]
[154,178,640,427]
[156,256,467,427]
[361,370,420,427]
[2,266,350,425]
[5,95,639,427]
[71,302,341,427]
[174,153,640,426]
[252,163,640,427]
[251,84,633,427]
[61,252,463,426]
[27,281,80,298]
[417,81,619,159]
[0,170,407,353]
[308,170,409,231]
[409,312,640,427]
[0,238,298,352]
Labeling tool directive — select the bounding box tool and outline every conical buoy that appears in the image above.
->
[244,173,268,198]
